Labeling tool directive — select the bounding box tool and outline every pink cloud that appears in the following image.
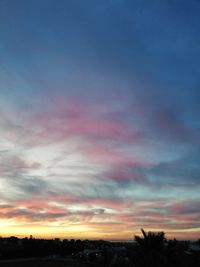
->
[14,199,66,214]
[85,146,149,183]
[84,143,148,171]
[0,155,42,171]
[167,200,200,215]
[50,195,128,211]
[103,165,147,183]
[33,98,140,144]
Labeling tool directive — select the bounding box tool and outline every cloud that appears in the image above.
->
[0,209,67,222]
[150,150,200,187]
[0,152,49,201]
[32,98,140,145]
[166,199,200,215]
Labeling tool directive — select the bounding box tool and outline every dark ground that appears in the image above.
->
[0,258,88,267]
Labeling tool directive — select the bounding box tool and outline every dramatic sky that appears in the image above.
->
[0,0,200,240]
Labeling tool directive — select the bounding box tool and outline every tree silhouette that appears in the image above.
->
[134,229,166,267]
[135,228,165,250]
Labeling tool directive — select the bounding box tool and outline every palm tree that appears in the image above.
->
[135,228,165,251]
[134,229,166,267]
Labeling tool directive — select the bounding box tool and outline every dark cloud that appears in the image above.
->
[0,153,48,201]
[0,209,67,221]
[150,149,200,186]
[0,204,13,209]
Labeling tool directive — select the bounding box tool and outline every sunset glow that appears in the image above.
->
[0,0,200,240]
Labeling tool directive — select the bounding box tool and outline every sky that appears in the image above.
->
[0,0,200,240]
